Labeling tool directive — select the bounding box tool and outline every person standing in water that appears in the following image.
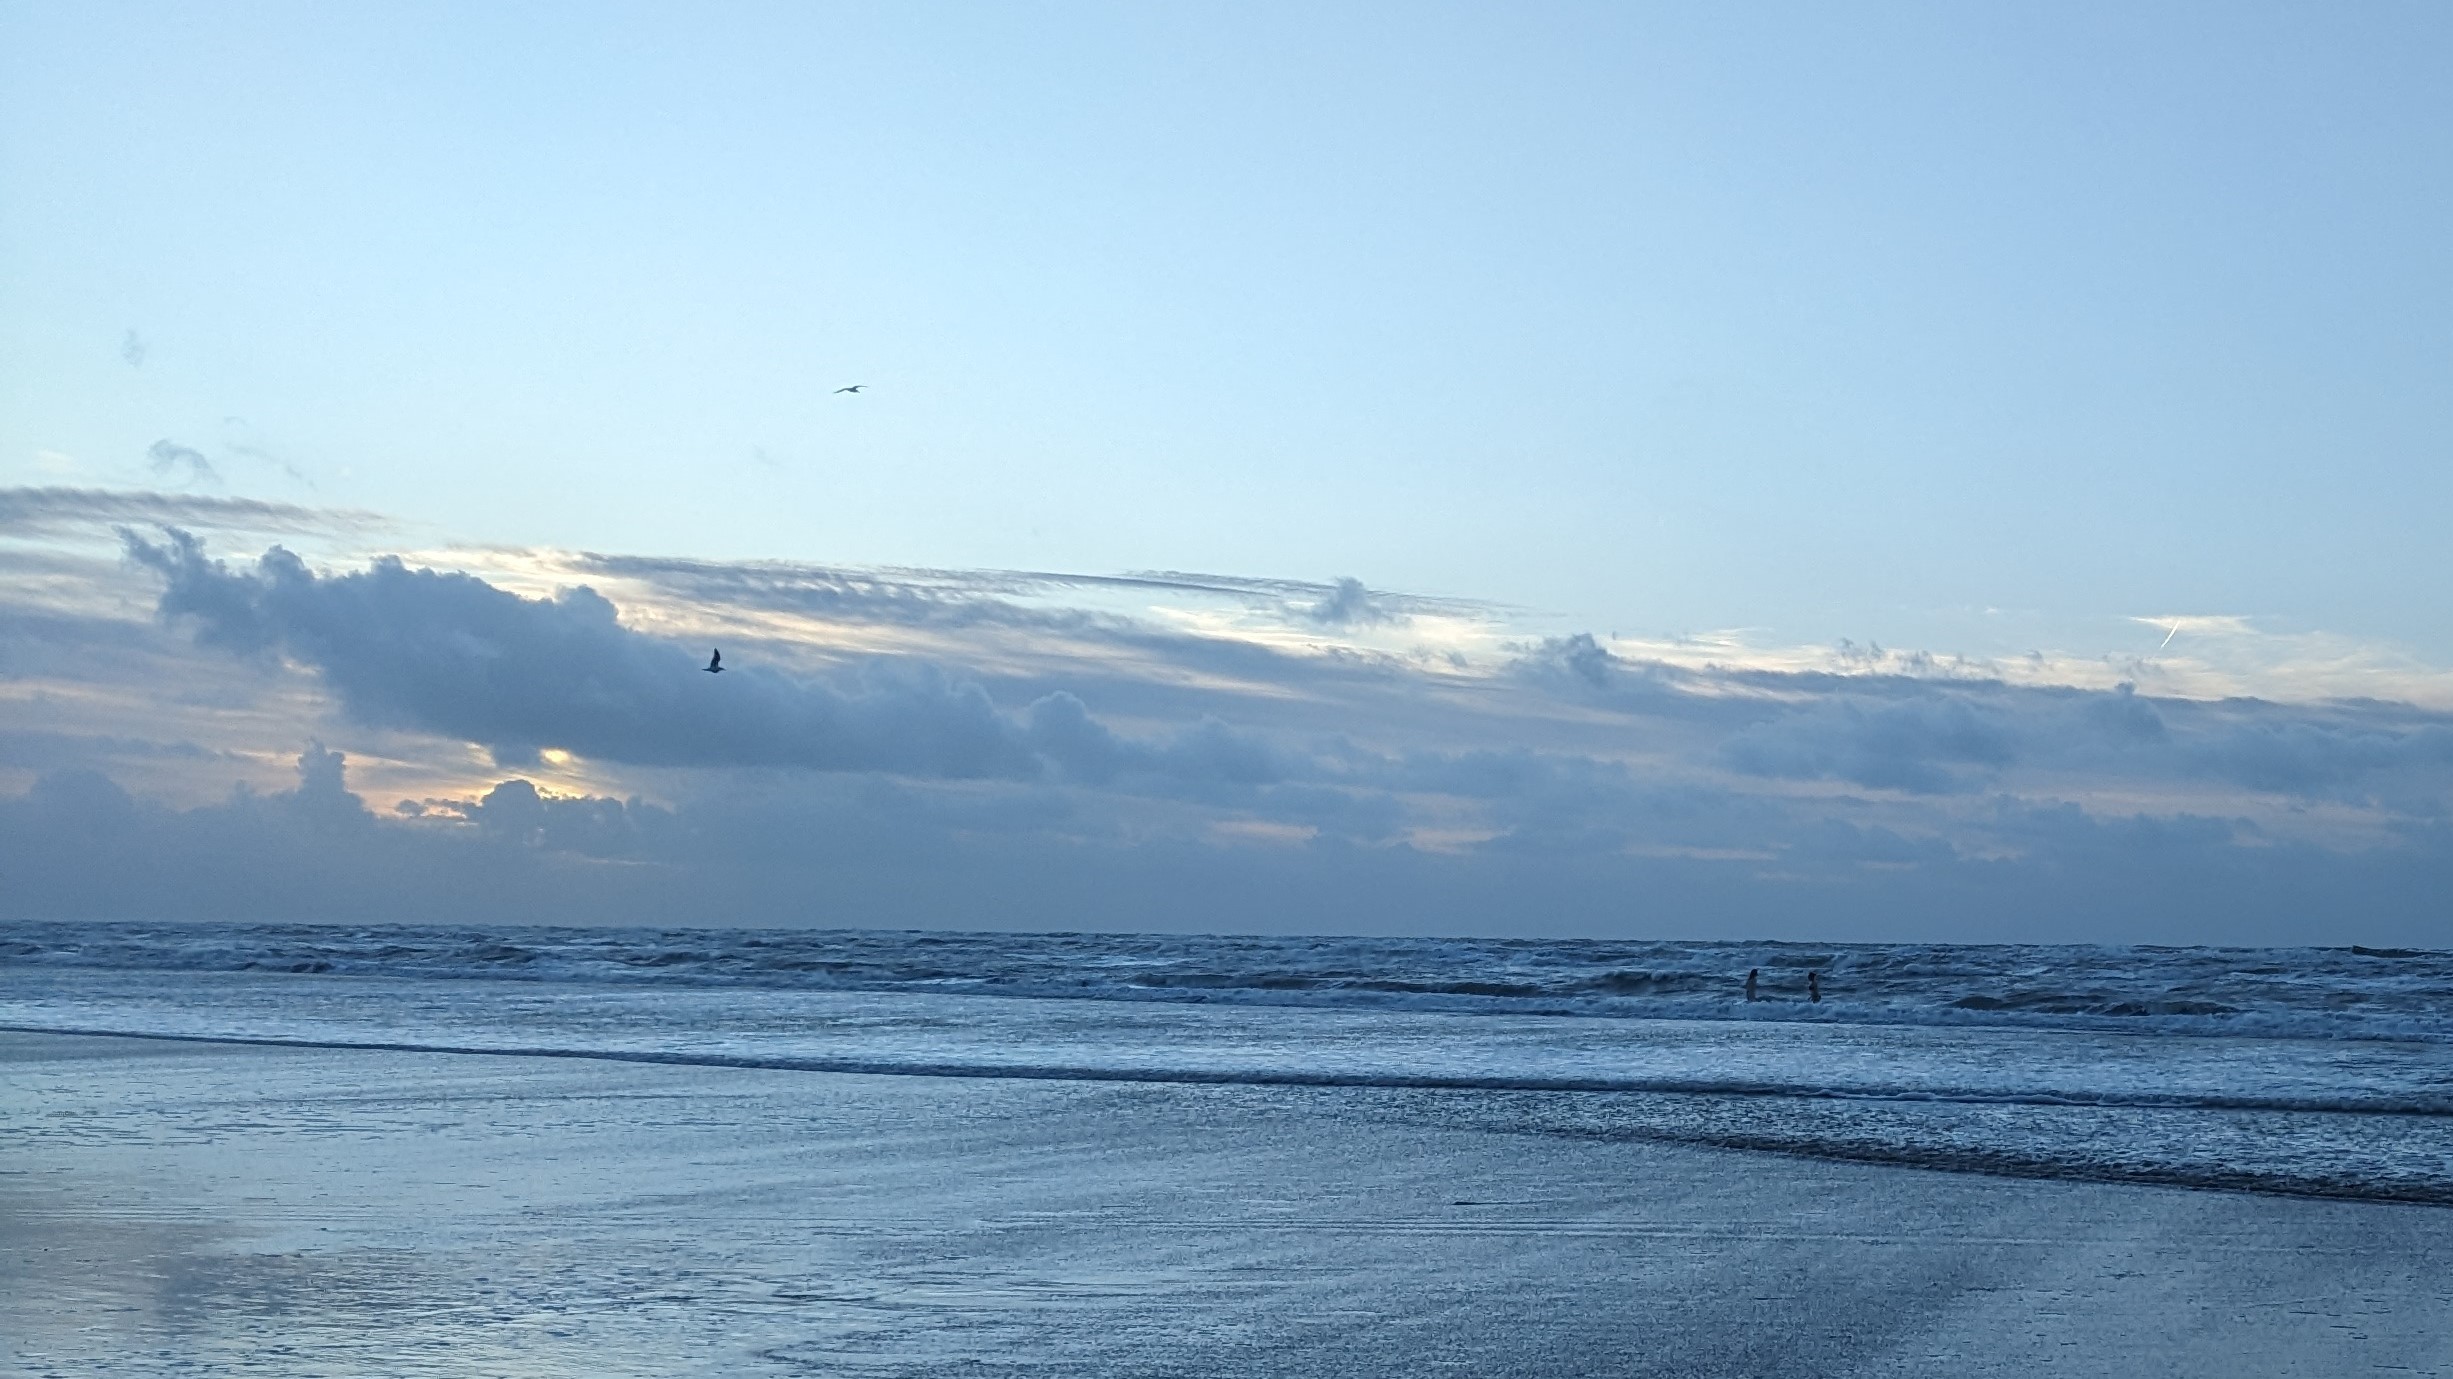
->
[1744,969,1759,1002]
[1807,970,1821,1003]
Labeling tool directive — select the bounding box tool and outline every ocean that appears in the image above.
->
[6,919,2448,1205]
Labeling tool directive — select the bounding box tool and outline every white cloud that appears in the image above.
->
[8,486,2453,943]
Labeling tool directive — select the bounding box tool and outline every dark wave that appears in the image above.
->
[8,1021,2447,1118]
[1485,1115,2453,1208]
[5,918,2451,1044]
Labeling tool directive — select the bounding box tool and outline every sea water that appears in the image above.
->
[3,920,2448,1203]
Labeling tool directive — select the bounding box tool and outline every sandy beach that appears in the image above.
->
[4,1030,2448,1377]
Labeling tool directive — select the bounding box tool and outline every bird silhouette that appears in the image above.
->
[834,385,865,394]
[704,649,723,674]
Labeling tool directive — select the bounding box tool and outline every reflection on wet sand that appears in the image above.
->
[5,1032,2450,1378]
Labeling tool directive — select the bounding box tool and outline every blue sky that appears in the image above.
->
[3,4,2450,941]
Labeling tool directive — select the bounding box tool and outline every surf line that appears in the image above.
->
[5,1022,2449,1118]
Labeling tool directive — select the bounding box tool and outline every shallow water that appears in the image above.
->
[8,1034,2451,1379]
[4,920,2449,1201]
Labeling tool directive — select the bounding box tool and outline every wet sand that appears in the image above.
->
[4,1030,2448,1377]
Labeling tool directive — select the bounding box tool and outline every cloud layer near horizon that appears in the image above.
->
[4,488,2451,946]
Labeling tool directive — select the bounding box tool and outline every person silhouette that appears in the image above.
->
[1807,970,1821,1003]
[1744,968,1759,1002]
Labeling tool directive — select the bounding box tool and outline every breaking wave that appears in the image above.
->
[4,919,2448,1042]
[5,920,2450,1206]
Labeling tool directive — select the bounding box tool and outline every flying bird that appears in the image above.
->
[704,649,723,674]
[834,385,865,394]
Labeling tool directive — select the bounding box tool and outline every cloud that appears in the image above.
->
[136,430,317,491]
[118,529,1303,794]
[1303,577,1398,627]
[572,550,1115,634]
[0,728,220,772]
[7,748,2451,944]
[224,440,314,489]
[1723,694,2018,794]
[146,440,218,485]
[457,776,665,854]
[570,554,1484,644]
[1705,672,2453,808]
[0,487,379,537]
[123,529,1054,777]
[102,526,2453,819]
[1532,632,1619,688]
[2170,705,2453,804]
[7,487,2453,942]
[1104,569,1491,621]
[2131,614,2257,647]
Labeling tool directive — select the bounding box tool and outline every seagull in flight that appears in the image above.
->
[834,384,865,394]
[704,649,723,674]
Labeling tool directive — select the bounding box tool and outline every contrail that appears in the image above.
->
[2159,621,2181,651]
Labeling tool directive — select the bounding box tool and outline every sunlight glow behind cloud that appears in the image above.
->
[4,488,2451,944]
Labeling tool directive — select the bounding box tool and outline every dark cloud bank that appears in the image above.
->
[8,744,2450,945]
[2,524,2450,944]
[119,528,1271,786]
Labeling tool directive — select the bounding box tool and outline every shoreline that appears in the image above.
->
[7,1030,2451,1377]
[9,1017,2450,1209]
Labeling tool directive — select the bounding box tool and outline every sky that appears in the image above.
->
[3,3,2450,943]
